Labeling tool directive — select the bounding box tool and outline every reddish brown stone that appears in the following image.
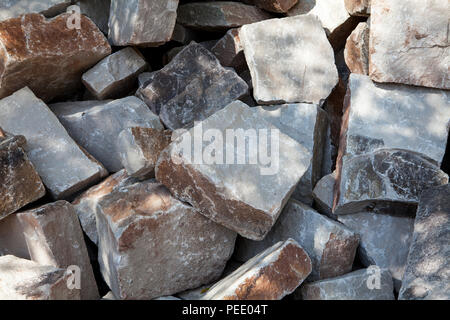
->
[344,0,370,16]
[344,22,369,75]
[251,0,299,13]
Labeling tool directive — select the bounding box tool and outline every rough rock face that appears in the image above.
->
[369,0,449,89]
[211,28,246,73]
[334,149,449,215]
[399,184,450,300]
[76,0,111,34]
[300,268,395,300]
[108,0,179,47]
[202,239,312,300]
[338,212,415,291]
[0,214,30,259]
[156,101,312,240]
[0,13,111,102]
[96,179,237,300]
[176,2,272,31]
[72,170,139,245]
[82,47,148,100]
[51,96,163,172]
[17,201,99,300]
[0,0,72,21]
[0,132,45,220]
[138,42,248,130]
[250,0,298,13]
[235,200,359,281]
[171,24,198,45]
[240,15,338,105]
[344,22,369,75]
[117,127,172,178]
[340,74,450,165]
[0,87,107,199]
[312,172,337,217]
[0,255,80,300]
[344,0,370,16]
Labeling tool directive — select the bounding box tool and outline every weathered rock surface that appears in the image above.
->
[369,0,449,89]
[72,170,139,245]
[0,132,45,220]
[108,0,179,47]
[344,0,370,16]
[17,201,99,300]
[156,101,312,240]
[82,47,148,100]
[176,2,272,31]
[399,184,450,300]
[240,15,338,105]
[344,22,369,75]
[334,149,449,215]
[0,87,107,199]
[117,127,172,178]
[76,0,111,34]
[0,255,80,300]
[203,239,311,300]
[300,268,395,300]
[249,0,298,13]
[235,200,359,280]
[51,96,163,172]
[211,28,246,73]
[0,13,111,102]
[0,0,71,21]
[312,172,336,217]
[338,212,415,291]
[0,213,30,259]
[171,23,198,45]
[96,179,236,300]
[340,74,450,165]
[138,42,248,130]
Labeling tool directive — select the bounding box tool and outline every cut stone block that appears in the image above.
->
[108,0,178,46]
[211,28,246,73]
[0,87,107,199]
[202,239,311,300]
[72,170,139,245]
[344,22,369,75]
[51,96,163,172]
[0,13,111,102]
[334,149,449,215]
[300,268,395,300]
[176,2,272,31]
[338,212,415,291]
[340,74,450,165]
[369,0,449,89]
[138,42,248,130]
[82,47,148,100]
[96,179,237,300]
[117,127,172,178]
[76,0,111,34]
[312,172,336,217]
[235,199,359,281]
[0,133,45,220]
[0,0,72,21]
[344,0,370,16]
[399,184,450,300]
[0,255,80,300]
[156,101,312,240]
[17,201,99,300]
[240,15,338,105]
[0,214,30,259]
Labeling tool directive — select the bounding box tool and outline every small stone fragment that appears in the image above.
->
[0,132,45,220]
[51,96,163,172]
[399,184,450,300]
[82,47,148,100]
[202,239,312,300]
[235,200,359,281]
[0,13,111,102]
[139,42,248,130]
[176,2,272,31]
[0,0,72,21]
[211,28,246,73]
[344,22,369,75]
[312,172,337,217]
[17,201,99,300]
[344,0,370,16]
[108,0,179,46]
[117,127,172,178]
[300,268,395,300]
[96,180,236,300]
[156,101,312,240]
[0,255,80,300]
[240,15,338,105]
[0,87,107,199]
[76,0,111,34]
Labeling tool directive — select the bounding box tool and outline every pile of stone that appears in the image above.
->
[0,0,448,300]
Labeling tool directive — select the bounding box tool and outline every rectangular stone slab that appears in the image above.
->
[0,87,107,199]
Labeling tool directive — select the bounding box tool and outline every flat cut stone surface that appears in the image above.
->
[369,0,449,89]
[203,239,312,300]
[344,22,369,75]
[0,87,107,199]
[312,172,336,217]
[76,0,111,34]
[0,13,111,102]
[0,0,71,21]
[0,213,30,259]
[240,15,338,105]
[156,101,312,240]
[96,179,236,300]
